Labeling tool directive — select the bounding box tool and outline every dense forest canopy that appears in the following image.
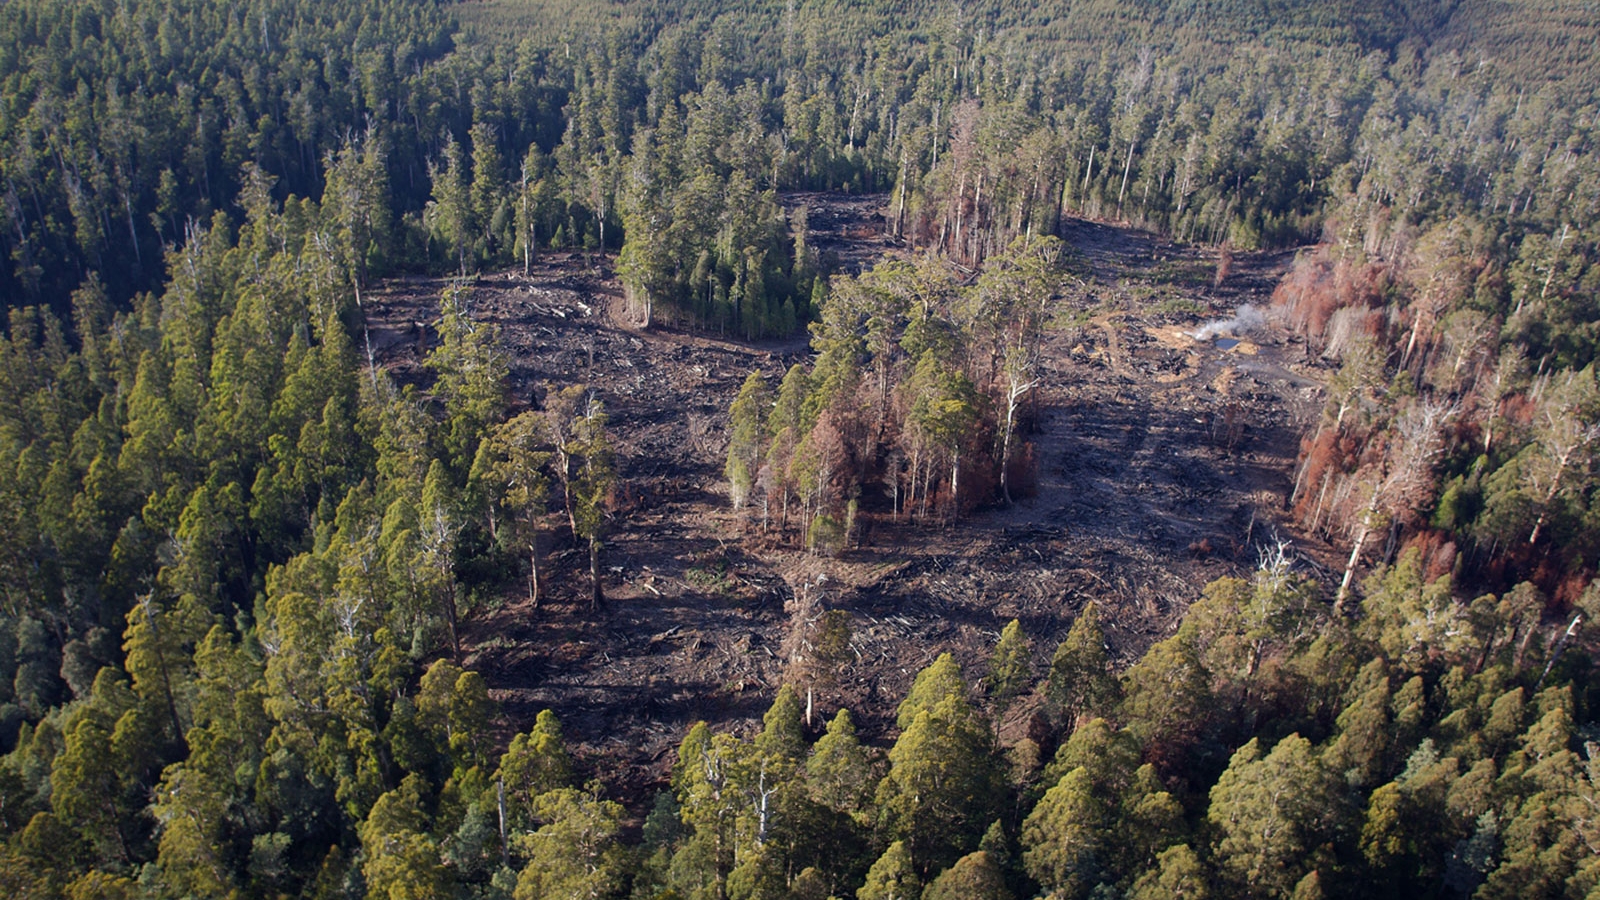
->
[2,0,1600,897]
[8,0,1600,320]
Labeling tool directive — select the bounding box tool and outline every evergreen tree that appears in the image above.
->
[360,774,453,900]
[425,287,508,479]
[472,411,552,606]
[727,371,771,512]
[512,788,626,900]
[923,850,1013,900]
[1046,603,1116,728]
[987,619,1032,715]
[427,135,475,276]
[1127,844,1212,900]
[807,709,872,816]
[498,709,574,830]
[570,395,615,613]
[1208,735,1340,899]
[1021,766,1107,898]
[469,122,508,263]
[857,840,920,900]
[877,657,1002,874]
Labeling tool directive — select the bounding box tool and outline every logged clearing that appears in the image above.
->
[362,198,1333,802]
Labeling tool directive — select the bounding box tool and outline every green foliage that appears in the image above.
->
[498,709,574,829]
[1022,767,1109,897]
[732,243,1067,539]
[1047,603,1117,727]
[877,657,1002,874]
[360,774,453,900]
[754,685,806,766]
[805,512,845,555]
[894,652,968,730]
[427,288,509,477]
[1356,741,1462,892]
[619,149,806,336]
[923,850,1013,900]
[1025,728,1185,894]
[1117,631,1213,770]
[1127,844,1211,900]
[569,394,616,611]
[5,1,1600,896]
[1322,658,1396,788]
[807,709,871,816]
[1208,734,1340,899]
[512,787,626,900]
[987,619,1032,713]
[856,840,920,900]
[726,372,770,511]
[472,410,552,605]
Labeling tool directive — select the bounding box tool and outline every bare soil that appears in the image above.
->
[361,201,1337,803]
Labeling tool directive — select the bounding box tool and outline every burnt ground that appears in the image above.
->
[361,201,1336,802]
[781,191,899,275]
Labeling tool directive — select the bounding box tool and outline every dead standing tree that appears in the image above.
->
[1520,368,1600,547]
[780,574,854,727]
[1336,398,1458,612]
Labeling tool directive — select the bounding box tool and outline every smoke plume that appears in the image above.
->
[1192,304,1265,341]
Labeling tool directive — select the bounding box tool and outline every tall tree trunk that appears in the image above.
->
[949,451,961,520]
[1001,404,1017,505]
[1117,141,1134,212]
[1336,493,1381,613]
[141,595,186,743]
[1001,378,1034,505]
[122,181,141,267]
[894,151,908,239]
[497,778,510,867]
[528,531,541,609]
[443,579,462,662]
[1289,448,1313,509]
[1529,456,1574,545]
[954,172,966,253]
[1537,613,1583,687]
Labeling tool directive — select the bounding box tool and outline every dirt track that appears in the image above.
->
[362,205,1334,801]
